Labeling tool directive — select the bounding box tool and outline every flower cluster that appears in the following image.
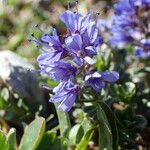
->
[34,2,119,112]
[110,0,150,58]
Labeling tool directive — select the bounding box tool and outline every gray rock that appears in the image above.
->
[0,50,47,113]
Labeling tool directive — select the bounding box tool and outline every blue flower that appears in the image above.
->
[82,22,102,47]
[135,39,150,58]
[34,2,118,112]
[109,28,133,48]
[114,0,134,15]
[60,10,91,34]
[32,28,64,50]
[109,0,150,58]
[34,27,67,62]
[37,50,62,65]
[40,60,77,82]
[40,28,62,48]
[49,81,80,112]
[85,71,119,92]
[65,33,100,65]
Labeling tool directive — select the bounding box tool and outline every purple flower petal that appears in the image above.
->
[41,28,61,47]
[49,81,79,112]
[85,46,97,56]
[37,51,62,65]
[65,34,82,52]
[73,57,83,66]
[101,71,119,82]
[60,10,76,33]
[58,93,77,112]
[40,60,76,82]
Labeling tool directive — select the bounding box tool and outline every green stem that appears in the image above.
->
[54,103,71,150]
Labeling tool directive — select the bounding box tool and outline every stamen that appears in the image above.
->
[95,12,100,24]
[75,0,79,13]
[35,24,44,33]
[31,33,40,41]
[36,45,46,52]
[75,0,79,30]
[30,32,58,48]
[39,83,54,90]
[30,38,51,48]
[31,33,35,37]
[68,0,71,10]
[27,68,41,73]
[28,39,32,42]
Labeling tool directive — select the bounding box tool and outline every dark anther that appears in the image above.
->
[75,30,80,34]
[96,12,100,15]
[26,68,31,71]
[75,0,78,13]
[35,24,44,33]
[28,39,32,42]
[35,24,39,28]
[31,33,35,37]
[68,0,71,9]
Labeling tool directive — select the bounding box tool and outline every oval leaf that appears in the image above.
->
[96,104,113,150]
[19,117,45,150]
[99,102,118,150]
[76,128,94,150]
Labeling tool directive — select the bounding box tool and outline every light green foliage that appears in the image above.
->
[0,88,9,110]
[76,127,94,150]
[19,117,45,150]
[68,118,92,146]
[0,128,16,150]
[0,130,8,150]
[54,103,71,138]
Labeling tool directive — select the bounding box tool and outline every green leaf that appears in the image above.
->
[99,102,118,150]
[125,82,136,98]
[76,127,94,150]
[68,118,92,146]
[81,118,92,134]
[96,104,113,150]
[0,130,8,150]
[37,131,61,150]
[0,88,9,109]
[0,95,8,109]
[68,124,83,146]
[54,103,71,150]
[54,103,71,138]
[19,117,46,150]
[95,49,111,71]
[112,82,136,103]
[7,128,16,150]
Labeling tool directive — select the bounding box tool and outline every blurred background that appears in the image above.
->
[0,0,116,139]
